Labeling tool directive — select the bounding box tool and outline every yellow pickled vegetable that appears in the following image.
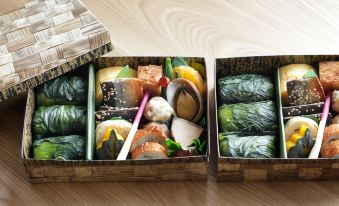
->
[96,128,112,150]
[96,128,125,160]
[173,66,205,96]
[286,124,315,158]
[286,125,308,153]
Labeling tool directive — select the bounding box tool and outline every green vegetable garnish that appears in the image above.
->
[165,58,174,80]
[115,65,134,78]
[172,57,188,67]
[302,114,321,124]
[165,138,182,157]
[192,138,207,155]
[189,61,206,80]
[199,117,206,128]
[110,117,123,121]
[303,70,318,79]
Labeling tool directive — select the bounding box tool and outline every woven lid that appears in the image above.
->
[0,0,113,102]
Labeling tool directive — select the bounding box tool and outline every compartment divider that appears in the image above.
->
[275,66,287,158]
[86,64,96,160]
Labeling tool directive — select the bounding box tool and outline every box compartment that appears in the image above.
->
[22,57,208,183]
[211,55,339,181]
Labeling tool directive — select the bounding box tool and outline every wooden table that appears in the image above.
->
[1,0,339,205]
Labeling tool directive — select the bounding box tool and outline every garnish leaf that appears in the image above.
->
[199,117,206,128]
[192,138,207,155]
[110,117,123,121]
[165,138,182,157]
[116,65,134,78]
[303,70,317,79]
[172,57,188,67]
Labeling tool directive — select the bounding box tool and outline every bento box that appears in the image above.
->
[211,55,339,181]
[21,57,209,183]
[0,0,112,102]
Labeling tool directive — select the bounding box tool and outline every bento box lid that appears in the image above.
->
[0,0,113,102]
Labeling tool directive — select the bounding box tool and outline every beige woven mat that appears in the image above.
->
[0,0,111,91]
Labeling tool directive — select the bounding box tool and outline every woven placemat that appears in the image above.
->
[0,0,112,102]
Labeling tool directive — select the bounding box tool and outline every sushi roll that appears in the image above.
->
[131,142,168,160]
[144,122,171,137]
[321,141,339,158]
[321,124,339,158]
[130,126,167,153]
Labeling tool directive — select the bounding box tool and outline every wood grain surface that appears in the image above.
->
[1,0,339,205]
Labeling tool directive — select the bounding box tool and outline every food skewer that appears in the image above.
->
[308,92,332,159]
[116,91,150,160]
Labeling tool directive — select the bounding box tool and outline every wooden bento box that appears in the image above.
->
[211,55,339,181]
[21,57,209,183]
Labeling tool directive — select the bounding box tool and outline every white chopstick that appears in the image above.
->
[308,92,332,159]
[117,91,150,160]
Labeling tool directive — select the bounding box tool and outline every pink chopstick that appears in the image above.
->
[308,92,332,159]
[117,91,150,160]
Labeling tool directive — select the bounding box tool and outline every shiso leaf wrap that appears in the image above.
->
[218,74,274,104]
[219,132,276,158]
[218,101,277,133]
[33,135,85,160]
[33,105,86,139]
[36,76,87,106]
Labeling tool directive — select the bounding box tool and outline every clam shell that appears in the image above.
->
[166,78,203,123]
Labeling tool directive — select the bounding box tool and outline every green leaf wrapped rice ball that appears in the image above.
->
[33,135,85,160]
[218,101,277,133]
[33,105,86,139]
[218,74,274,104]
[219,133,276,158]
[36,76,87,106]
